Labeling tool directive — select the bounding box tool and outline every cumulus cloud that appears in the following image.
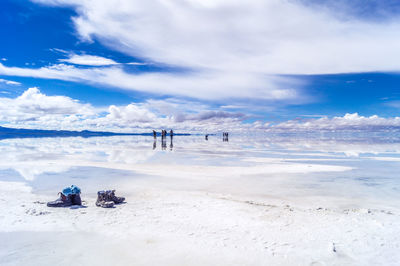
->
[2,88,400,133]
[106,104,158,123]
[0,88,248,132]
[268,113,400,132]
[0,87,96,125]
[59,53,118,66]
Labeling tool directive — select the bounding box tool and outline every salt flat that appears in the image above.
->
[0,135,399,266]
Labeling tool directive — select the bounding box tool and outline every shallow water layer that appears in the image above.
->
[0,134,399,209]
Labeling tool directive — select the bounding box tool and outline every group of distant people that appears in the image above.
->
[223,132,229,142]
[152,130,229,150]
[153,129,173,138]
[153,129,173,150]
[205,132,229,141]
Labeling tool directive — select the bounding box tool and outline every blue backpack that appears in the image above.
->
[62,185,81,196]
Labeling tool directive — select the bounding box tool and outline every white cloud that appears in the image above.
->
[268,113,400,132]
[126,62,148,65]
[32,0,400,74]
[106,104,158,123]
[0,58,6,61]
[0,63,303,101]
[0,88,248,132]
[59,53,118,66]
[3,0,398,103]
[0,87,96,125]
[2,88,400,133]
[0,78,21,86]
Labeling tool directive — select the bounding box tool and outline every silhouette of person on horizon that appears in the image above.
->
[169,136,173,150]
[223,132,229,142]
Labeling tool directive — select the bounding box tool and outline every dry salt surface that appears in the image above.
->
[0,135,399,266]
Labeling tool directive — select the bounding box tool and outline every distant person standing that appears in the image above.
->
[223,132,229,142]
[153,130,157,138]
[205,134,209,140]
[170,129,174,138]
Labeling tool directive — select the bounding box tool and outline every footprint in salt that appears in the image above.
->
[310,261,325,266]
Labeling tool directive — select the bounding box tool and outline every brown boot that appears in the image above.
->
[96,191,114,208]
[47,192,72,207]
[106,190,125,204]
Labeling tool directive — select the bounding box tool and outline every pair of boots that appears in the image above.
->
[96,190,125,208]
[47,192,82,207]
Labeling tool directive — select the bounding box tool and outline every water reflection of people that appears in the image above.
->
[153,139,156,150]
[162,136,167,150]
[151,129,173,150]
[205,134,209,140]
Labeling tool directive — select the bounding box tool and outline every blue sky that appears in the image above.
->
[1,0,400,132]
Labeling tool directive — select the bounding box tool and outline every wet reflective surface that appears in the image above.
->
[1,134,400,209]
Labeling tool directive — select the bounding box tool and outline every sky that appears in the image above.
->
[1,0,400,133]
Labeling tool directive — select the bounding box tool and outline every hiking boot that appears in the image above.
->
[96,191,114,208]
[70,193,82,205]
[47,192,72,207]
[106,190,125,204]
